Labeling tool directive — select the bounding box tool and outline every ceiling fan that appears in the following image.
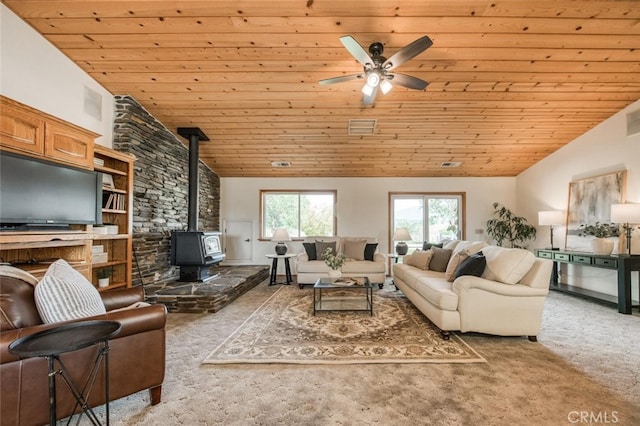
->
[319,35,433,105]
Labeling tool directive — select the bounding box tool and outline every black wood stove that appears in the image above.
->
[169,127,225,281]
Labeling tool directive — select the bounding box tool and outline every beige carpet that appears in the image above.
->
[203,286,485,365]
[84,279,639,425]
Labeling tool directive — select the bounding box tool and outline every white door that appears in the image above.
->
[223,220,253,263]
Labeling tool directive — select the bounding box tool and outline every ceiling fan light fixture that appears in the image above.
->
[366,72,381,87]
[361,83,375,96]
[321,35,432,104]
[380,79,393,94]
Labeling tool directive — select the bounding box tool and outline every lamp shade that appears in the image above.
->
[271,228,291,242]
[610,203,640,223]
[538,211,565,226]
[392,228,412,242]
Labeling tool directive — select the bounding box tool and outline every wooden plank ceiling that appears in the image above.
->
[4,0,640,177]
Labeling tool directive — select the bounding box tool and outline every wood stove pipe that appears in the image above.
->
[177,127,210,232]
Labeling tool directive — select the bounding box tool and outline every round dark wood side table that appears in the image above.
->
[9,320,121,426]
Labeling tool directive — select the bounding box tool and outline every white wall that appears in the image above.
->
[221,176,516,271]
[517,98,640,297]
[0,5,114,146]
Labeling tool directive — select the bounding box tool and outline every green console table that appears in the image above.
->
[536,249,640,314]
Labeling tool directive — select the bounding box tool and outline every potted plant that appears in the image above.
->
[97,267,112,288]
[486,202,537,248]
[321,247,346,279]
[578,222,620,255]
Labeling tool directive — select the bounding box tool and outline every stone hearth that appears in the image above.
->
[144,265,269,313]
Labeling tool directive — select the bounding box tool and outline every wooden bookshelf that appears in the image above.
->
[92,145,135,290]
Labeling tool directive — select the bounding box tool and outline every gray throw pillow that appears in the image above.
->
[422,242,443,250]
[315,241,337,259]
[429,247,453,272]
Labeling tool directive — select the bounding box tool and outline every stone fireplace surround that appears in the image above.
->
[113,95,220,288]
[113,96,267,312]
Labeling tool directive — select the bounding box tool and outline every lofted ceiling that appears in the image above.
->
[4,0,640,178]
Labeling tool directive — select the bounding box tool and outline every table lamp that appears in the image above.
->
[610,203,640,255]
[538,210,564,249]
[392,228,412,255]
[271,228,291,255]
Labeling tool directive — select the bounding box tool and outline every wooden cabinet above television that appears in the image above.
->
[0,97,135,290]
[0,95,96,169]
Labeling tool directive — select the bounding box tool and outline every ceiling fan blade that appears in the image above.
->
[389,73,429,90]
[383,35,433,71]
[362,87,378,106]
[340,35,374,67]
[319,74,363,85]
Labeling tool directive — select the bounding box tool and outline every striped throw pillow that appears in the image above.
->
[34,260,106,323]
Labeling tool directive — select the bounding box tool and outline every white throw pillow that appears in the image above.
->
[481,246,536,285]
[452,241,486,256]
[35,259,106,323]
[445,250,469,281]
[443,240,460,251]
[35,276,106,323]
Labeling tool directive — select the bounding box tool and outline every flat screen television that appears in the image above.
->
[0,151,102,230]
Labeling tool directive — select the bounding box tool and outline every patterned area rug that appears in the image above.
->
[203,286,485,364]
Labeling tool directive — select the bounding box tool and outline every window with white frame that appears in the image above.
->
[261,190,336,239]
[390,193,465,252]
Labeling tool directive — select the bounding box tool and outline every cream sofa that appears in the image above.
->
[393,240,552,340]
[296,236,386,288]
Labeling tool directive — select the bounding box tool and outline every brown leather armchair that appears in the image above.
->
[0,272,167,426]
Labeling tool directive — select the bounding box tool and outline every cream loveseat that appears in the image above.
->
[393,240,552,340]
[296,237,386,288]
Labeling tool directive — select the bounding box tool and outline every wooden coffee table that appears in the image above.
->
[313,277,373,316]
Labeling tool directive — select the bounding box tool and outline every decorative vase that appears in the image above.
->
[395,242,409,255]
[275,243,287,255]
[328,269,342,279]
[98,277,110,288]
[591,238,614,255]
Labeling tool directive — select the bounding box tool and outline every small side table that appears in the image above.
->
[9,320,122,426]
[265,253,295,286]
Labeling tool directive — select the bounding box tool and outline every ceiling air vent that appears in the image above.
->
[271,161,292,168]
[440,161,462,168]
[348,119,377,135]
[627,109,640,136]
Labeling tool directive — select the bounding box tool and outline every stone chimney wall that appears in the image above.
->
[112,95,220,286]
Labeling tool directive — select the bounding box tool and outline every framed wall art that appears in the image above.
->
[565,170,626,251]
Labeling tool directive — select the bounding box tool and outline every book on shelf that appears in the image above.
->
[102,193,126,210]
[92,252,108,264]
[103,193,114,209]
[102,173,115,189]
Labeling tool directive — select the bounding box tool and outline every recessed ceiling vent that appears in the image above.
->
[440,161,462,168]
[348,119,377,135]
[627,109,640,136]
[271,161,292,168]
